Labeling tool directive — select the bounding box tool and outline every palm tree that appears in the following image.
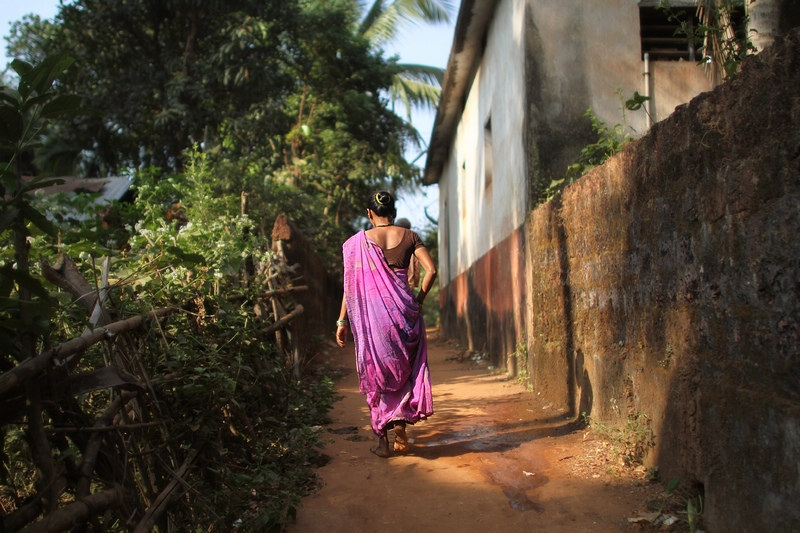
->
[357,0,453,127]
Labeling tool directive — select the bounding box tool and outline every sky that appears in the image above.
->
[0,0,456,230]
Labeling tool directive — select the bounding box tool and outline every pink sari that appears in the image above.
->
[343,231,434,436]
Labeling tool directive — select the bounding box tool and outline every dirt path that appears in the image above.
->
[289,330,663,532]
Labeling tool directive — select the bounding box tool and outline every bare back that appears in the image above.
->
[364,225,405,249]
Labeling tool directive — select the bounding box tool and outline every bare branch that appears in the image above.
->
[0,308,176,397]
[25,383,57,515]
[47,421,163,434]
[76,392,136,498]
[132,449,199,533]
[18,487,123,533]
[41,254,109,321]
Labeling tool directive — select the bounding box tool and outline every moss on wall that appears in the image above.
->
[527,28,800,531]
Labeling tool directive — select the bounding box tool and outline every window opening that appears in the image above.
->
[639,3,698,61]
[483,116,493,191]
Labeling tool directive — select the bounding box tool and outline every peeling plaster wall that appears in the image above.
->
[440,226,526,362]
[438,0,528,361]
[438,0,527,285]
[527,30,800,531]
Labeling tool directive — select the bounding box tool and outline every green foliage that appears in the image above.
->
[359,0,452,47]
[115,229,331,528]
[0,427,37,504]
[543,90,650,202]
[1,56,337,530]
[564,109,631,179]
[688,493,704,532]
[3,1,443,269]
[94,153,337,529]
[648,476,705,532]
[3,15,58,80]
[584,410,655,467]
[5,1,422,192]
[0,54,83,362]
[511,339,531,388]
[5,153,337,529]
[359,0,452,121]
[38,0,304,173]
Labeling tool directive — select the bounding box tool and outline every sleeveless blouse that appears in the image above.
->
[381,229,424,269]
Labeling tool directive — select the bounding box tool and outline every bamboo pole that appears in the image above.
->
[258,305,304,337]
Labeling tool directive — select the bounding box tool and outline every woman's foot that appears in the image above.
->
[370,435,391,458]
[393,423,409,453]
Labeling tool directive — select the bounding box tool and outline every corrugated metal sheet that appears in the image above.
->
[26,176,132,222]
[30,176,131,202]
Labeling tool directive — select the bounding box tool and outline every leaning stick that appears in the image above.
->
[258,305,304,337]
[76,392,137,498]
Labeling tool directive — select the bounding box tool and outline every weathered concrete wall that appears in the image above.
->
[526,199,574,412]
[527,29,800,531]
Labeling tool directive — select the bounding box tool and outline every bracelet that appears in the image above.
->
[336,319,349,327]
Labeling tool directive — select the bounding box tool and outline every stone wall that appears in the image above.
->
[526,29,800,531]
[271,215,341,355]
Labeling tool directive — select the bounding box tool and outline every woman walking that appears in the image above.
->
[335,191,436,457]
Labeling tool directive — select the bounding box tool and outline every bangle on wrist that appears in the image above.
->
[336,319,349,327]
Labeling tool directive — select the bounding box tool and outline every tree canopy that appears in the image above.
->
[7,2,428,235]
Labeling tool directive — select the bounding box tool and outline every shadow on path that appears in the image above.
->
[288,330,654,533]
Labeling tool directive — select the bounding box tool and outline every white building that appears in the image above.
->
[425,0,714,365]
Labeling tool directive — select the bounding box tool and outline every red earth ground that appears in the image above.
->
[288,330,690,533]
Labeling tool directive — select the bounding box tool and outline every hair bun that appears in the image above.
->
[369,190,397,218]
[375,191,392,205]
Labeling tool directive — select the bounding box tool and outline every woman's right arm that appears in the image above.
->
[414,246,437,305]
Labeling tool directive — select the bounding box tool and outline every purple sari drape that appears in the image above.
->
[343,231,434,436]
